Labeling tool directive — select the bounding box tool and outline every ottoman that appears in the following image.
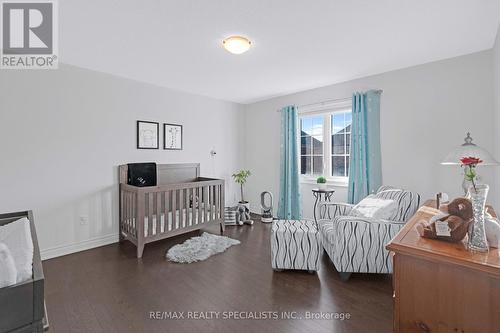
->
[270,219,322,272]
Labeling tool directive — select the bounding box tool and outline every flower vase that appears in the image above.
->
[467,184,489,252]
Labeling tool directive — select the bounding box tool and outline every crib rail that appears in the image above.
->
[119,178,225,245]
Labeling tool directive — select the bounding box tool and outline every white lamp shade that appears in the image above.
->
[441,133,499,166]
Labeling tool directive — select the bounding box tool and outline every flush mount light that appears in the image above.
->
[222,36,251,54]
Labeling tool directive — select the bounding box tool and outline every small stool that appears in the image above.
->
[270,219,322,272]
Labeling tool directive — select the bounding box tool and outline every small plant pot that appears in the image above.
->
[238,201,250,211]
[317,183,327,191]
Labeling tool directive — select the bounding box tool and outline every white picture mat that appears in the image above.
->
[138,122,159,148]
[164,124,182,149]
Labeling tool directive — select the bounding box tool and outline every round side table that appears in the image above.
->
[312,189,335,222]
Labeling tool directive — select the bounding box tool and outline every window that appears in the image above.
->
[331,111,351,178]
[299,105,352,182]
[300,116,324,175]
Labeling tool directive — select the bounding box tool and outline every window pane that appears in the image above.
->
[332,113,345,135]
[300,118,313,136]
[312,116,323,136]
[312,136,323,154]
[332,156,345,177]
[301,156,311,175]
[313,156,323,175]
[332,134,345,154]
[345,113,352,132]
[346,133,351,154]
[301,136,311,154]
[345,123,351,133]
[346,156,350,177]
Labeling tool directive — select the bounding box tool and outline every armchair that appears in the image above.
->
[317,186,421,281]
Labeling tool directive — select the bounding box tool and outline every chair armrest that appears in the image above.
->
[325,216,406,274]
[318,203,354,220]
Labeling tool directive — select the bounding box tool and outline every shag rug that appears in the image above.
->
[166,232,240,263]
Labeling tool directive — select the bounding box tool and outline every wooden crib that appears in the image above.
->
[119,163,225,258]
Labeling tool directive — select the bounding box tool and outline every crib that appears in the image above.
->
[119,163,225,258]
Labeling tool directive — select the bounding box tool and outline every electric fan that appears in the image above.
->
[260,191,274,223]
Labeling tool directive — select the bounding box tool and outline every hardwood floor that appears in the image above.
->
[43,218,393,333]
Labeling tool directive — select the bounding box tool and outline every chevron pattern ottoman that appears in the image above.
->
[271,219,322,272]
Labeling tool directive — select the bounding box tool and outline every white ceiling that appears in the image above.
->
[60,0,500,104]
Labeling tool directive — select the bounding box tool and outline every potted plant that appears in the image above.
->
[317,176,327,190]
[232,170,251,209]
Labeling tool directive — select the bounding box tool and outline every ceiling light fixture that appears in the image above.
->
[222,36,251,54]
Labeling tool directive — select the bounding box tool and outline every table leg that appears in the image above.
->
[313,193,320,223]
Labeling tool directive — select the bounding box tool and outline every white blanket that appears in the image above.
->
[0,217,33,284]
[0,242,17,287]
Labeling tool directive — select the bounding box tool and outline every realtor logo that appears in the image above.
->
[1,0,58,69]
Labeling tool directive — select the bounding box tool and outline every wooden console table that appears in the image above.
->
[386,200,500,333]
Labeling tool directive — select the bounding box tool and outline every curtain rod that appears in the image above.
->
[276,89,383,112]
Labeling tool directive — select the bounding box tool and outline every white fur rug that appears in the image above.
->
[166,232,240,263]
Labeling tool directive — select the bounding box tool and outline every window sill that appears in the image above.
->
[300,178,349,188]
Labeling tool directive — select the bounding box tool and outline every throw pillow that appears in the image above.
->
[350,195,398,220]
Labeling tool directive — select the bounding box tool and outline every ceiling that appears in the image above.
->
[60,0,500,104]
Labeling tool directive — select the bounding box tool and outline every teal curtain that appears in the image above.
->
[278,105,301,219]
[348,90,382,204]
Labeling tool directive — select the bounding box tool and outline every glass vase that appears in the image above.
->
[467,184,489,252]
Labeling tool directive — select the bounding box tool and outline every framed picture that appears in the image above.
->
[137,120,159,149]
[164,123,183,150]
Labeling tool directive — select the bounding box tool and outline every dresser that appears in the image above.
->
[386,200,500,333]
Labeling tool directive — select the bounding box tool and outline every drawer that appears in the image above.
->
[394,254,500,333]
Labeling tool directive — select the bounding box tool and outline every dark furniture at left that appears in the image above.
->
[0,210,47,333]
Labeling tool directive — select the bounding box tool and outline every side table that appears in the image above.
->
[312,189,335,222]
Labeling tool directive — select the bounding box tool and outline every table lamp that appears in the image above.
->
[441,132,499,195]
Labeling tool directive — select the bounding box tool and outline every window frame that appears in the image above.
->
[298,99,352,187]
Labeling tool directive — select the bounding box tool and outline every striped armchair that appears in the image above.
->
[317,186,421,281]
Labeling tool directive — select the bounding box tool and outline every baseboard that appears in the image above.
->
[41,234,119,260]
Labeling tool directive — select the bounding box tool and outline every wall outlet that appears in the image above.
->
[79,216,89,226]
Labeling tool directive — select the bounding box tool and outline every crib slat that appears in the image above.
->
[185,188,190,226]
[122,192,128,233]
[213,186,216,220]
[198,186,203,224]
[211,186,215,221]
[215,185,219,220]
[156,192,162,235]
[204,186,209,222]
[172,189,177,231]
[219,185,223,220]
[128,192,132,235]
[120,190,124,235]
[208,186,212,222]
[132,192,137,237]
[125,192,132,235]
[148,193,153,237]
[179,189,184,228]
[167,191,170,226]
[192,188,197,225]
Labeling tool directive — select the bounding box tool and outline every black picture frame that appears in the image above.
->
[163,123,183,150]
[136,120,159,149]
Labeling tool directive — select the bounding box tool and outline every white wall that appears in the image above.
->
[493,25,500,207]
[244,51,495,218]
[0,64,244,259]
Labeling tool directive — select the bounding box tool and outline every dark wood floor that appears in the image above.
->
[43,218,393,333]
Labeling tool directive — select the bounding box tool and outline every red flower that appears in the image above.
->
[460,156,482,166]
